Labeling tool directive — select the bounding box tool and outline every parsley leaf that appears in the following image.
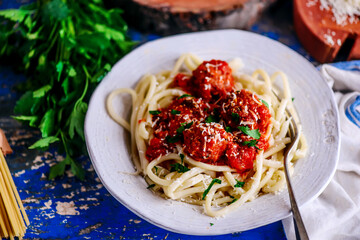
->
[147,184,155,189]
[202,178,222,200]
[12,115,38,128]
[165,135,181,143]
[205,115,217,123]
[171,109,181,115]
[210,223,214,226]
[231,112,240,122]
[69,101,87,140]
[176,121,193,134]
[42,0,70,21]
[29,136,60,150]
[33,85,52,98]
[180,153,185,164]
[0,9,33,24]
[178,94,193,99]
[39,109,56,138]
[261,99,269,108]
[234,180,245,188]
[49,159,67,180]
[237,126,261,139]
[170,163,190,173]
[70,157,85,181]
[13,91,36,116]
[225,126,232,133]
[149,110,161,115]
[242,140,258,147]
[166,122,193,143]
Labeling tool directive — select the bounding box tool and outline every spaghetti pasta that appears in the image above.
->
[0,130,29,239]
[107,53,307,217]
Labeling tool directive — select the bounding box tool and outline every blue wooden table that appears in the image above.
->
[0,0,312,239]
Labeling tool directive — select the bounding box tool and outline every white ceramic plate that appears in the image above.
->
[85,29,340,235]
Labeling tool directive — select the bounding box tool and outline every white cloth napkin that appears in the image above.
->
[283,63,360,240]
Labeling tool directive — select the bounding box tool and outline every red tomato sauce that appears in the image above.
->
[145,60,271,174]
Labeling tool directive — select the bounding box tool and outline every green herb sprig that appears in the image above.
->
[202,178,222,200]
[234,180,245,188]
[242,140,258,147]
[0,0,134,180]
[237,126,261,139]
[170,163,190,173]
[178,94,193,99]
[171,109,181,115]
[261,99,269,108]
[149,110,161,115]
[165,121,193,143]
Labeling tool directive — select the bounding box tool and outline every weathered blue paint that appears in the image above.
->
[0,0,315,239]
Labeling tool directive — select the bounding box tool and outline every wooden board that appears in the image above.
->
[294,0,360,63]
[107,0,277,35]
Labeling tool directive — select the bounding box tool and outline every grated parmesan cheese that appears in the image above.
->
[319,0,360,25]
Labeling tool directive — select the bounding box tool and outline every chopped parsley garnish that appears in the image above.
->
[261,99,269,108]
[242,140,258,147]
[225,126,232,133]
[149,110,161,115]
[231,112,240,122]
[202,178,222,200]
[210,223,214,226]
[234,180,245,188]
[178,94,193,99]
[147,184,155,189]
[165,135,181,143]
[179,153,185,164]
[166,122,193,143]
[292,97,295,102]
[171,109,181,115]
[153,166,158,174]
[176,121,193,134]
[204,108,209,112]
[170,163,190,173]
[237,126,261,139]
[205,115,218,123]
[230,198,238,204]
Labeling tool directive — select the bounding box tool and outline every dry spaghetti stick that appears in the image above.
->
[0,171,18,236]
[1,130,29,229]
[0,129,29,239]
[0,151,29,226]
[0,197,10,238]
[0,151,27,233]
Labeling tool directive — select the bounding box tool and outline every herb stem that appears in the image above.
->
[79,65,90,101]
[60,130,69,156]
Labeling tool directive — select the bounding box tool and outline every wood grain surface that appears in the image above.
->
[106,0,277,35]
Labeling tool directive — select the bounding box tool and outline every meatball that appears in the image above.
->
[225,142,256,173]
[183,122,233,164]
[152,96,210,139]
[192,60,235,101]
[219,89,271,149]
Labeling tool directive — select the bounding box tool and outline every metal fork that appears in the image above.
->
[283,108,309,240]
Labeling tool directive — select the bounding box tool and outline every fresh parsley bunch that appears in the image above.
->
[0,0,134,180]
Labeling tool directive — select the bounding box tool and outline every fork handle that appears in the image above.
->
[287,178,309,240]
